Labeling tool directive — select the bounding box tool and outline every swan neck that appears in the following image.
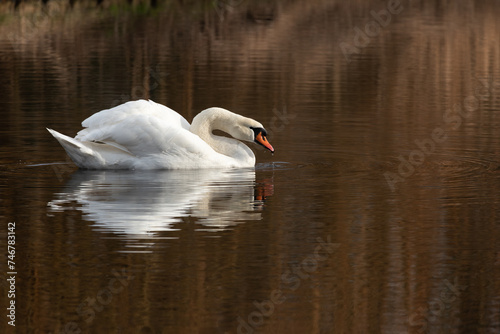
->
[190,111,226,148]
[190,109,255,164]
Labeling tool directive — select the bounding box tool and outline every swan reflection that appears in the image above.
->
[48,168,273,238]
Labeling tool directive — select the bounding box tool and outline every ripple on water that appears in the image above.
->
[256,161,300,171]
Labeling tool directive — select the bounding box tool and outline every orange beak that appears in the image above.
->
[255,132,274,153]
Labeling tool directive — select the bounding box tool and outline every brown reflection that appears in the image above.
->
[1,1,500,334]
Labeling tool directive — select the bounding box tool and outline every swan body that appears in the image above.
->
[47,100,274,169]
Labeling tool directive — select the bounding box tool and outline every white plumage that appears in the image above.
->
[47,100,274,169]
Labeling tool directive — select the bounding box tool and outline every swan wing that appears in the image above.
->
[79,100,190,131]
[74,100,203,156]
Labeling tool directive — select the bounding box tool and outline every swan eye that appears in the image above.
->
[250,126,267,139]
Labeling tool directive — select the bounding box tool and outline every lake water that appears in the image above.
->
[1,1,500,333]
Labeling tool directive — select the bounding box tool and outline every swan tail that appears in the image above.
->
[47,128,138,169]
[47,128,100,168]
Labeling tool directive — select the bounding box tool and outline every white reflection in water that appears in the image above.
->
[48,168,272,237]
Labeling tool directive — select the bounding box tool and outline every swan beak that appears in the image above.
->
[255,132,275,153]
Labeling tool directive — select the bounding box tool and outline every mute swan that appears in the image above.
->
[47,100,274,169]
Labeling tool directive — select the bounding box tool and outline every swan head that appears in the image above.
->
[249,126,274,153]
[224,114,274,153]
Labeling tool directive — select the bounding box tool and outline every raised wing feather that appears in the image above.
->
[80,100,189,130]
[75,100,210,157]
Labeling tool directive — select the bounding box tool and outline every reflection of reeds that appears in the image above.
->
[2,2,500,334]
[1,1,499,115]
[0,0,251,15]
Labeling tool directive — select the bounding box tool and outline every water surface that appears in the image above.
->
[1,1,500,333]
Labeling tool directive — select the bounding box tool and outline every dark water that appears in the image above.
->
[1,1,500,333]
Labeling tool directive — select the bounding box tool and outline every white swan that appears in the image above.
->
[47,100,274,169]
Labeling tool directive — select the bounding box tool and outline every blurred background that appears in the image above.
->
[1,0,500,333]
